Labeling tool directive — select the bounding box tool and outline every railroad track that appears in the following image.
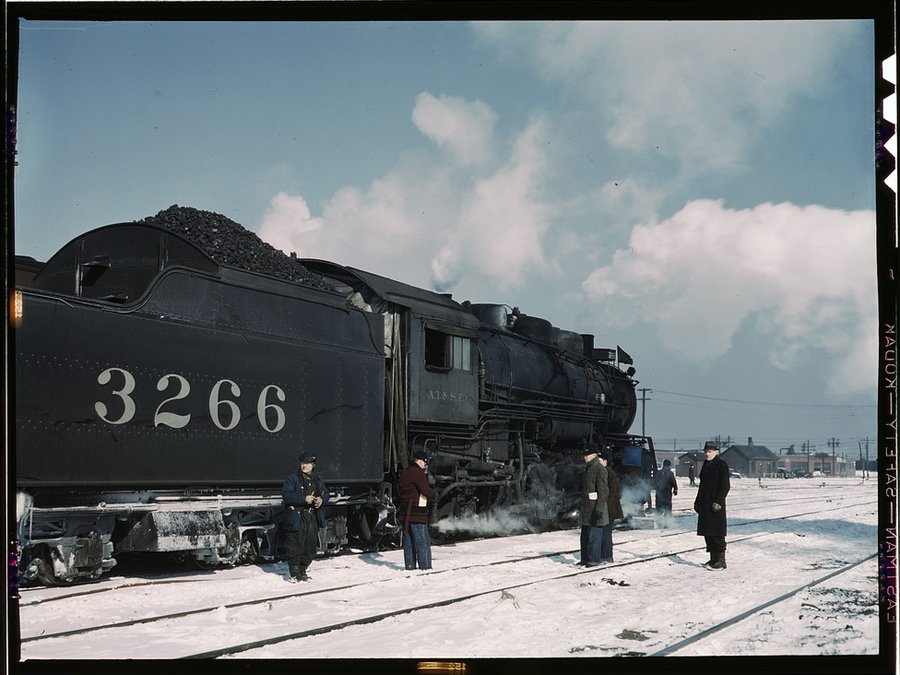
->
[17,489,873,606]
[18,497,877,659]
[647,552,878,656]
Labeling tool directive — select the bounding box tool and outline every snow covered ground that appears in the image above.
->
[13,476,892,673]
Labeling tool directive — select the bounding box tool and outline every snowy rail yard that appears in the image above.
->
[13,476,889,672]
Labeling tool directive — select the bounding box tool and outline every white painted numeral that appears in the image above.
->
[95,368,287,433]
[95,367,137,425]
[210,379,242,431]
[258,384,286,433]
[154,374,191,428]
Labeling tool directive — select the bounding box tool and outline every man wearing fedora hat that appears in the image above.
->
[694,441,731,569]
[577,443,609,567]
[281,452,329,582]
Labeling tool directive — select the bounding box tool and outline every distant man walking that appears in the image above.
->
[694,442,730,569]
[688,463,696,487]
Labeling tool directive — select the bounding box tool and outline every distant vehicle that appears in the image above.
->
[794,470,812,478]
[729,470,743,479]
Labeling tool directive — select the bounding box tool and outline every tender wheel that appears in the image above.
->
[235,532,260,565]
[30,548,75,587]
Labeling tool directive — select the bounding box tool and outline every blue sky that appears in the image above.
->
[12,16,882,455]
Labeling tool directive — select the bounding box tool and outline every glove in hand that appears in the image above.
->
[712,502,722,512]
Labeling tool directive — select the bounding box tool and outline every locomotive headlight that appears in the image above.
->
[11,290,23,326]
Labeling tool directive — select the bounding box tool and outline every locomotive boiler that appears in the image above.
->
[13,207,655,585]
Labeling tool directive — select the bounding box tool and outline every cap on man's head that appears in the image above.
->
[663,459,671,467]
[298,453,317,464]
[582,445,597,456]
[703,442,718,452]
[412,449,428,461]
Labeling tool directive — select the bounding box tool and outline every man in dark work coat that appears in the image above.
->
[398,449,436,570]
[281,453,328,581]
[577,444,609,567]
[694,441,731,569]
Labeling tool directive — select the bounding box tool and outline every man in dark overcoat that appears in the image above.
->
[599,447,623,563]
[655,459,678,517]
[694,442,730,569]
[577,444,609,567]
[281,453,329,582]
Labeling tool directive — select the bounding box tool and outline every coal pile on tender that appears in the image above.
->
[138,205,329,289]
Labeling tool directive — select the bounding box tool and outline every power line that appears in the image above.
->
[653,388,876,409]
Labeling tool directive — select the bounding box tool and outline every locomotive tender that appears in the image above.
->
[13,211,655,585]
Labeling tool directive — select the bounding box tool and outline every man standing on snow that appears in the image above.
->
[577,443,609,567]
[598,447,622,563]
[281,452,328,582]
[655,459,678,518]
[694,441,730,569]
[398,448,435,570]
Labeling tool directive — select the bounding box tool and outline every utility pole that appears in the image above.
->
[638,388,652,439]
[828,437,839,477]
[805,439,811,475]
[858,439,863,478]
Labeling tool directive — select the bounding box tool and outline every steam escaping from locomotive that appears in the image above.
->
[619,482,656,519]
[13,206,656,585]
[435,509,539,537]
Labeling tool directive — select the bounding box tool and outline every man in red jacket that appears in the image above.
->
[398,449,436,570]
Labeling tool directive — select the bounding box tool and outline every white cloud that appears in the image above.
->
[257,95,553,293]
[411,92,497,167]
[432,119,551,291]
[473,21,856,173]
[582,200,877,396]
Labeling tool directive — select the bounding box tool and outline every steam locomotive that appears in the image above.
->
[13,212,656,586]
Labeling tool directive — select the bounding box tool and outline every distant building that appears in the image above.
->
[809,452,854,477]
[720,438,778,477]
[776,451,855,477]
[777,455,812,476]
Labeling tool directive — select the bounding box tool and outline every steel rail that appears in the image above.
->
[647,553,878,656]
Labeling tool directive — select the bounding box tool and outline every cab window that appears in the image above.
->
[425,328,471,372]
